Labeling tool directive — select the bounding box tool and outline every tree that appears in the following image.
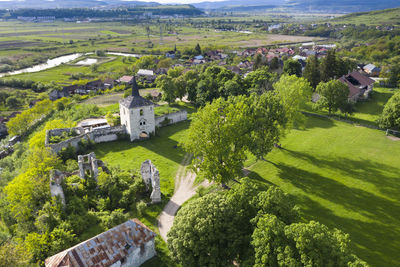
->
[379,91,400,130]
[194,43,201,55]
[155,75,175,104]
[168,180,301,266]
[269,57,279,70]
[252,215,367,267]
[6,96,20,109]
[244,66,275,95]
[320,50,337,82]
[157,58,172,69]
[253,53,264,70]
[283,59,302,77]
[315,80,349,114]
[303,55,320,88]
[168,179,264,266]
[183,94,286,183]
[274,75,313,128]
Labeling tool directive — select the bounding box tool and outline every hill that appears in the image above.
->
[0,0,158,9]
[194,0,400,13]
[331,7,400,25]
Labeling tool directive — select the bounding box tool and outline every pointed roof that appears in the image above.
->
[45,219,156,267]
[120,77,154,109]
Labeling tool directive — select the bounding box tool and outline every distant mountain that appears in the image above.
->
[193,0,400,13]
[0,0,159,9]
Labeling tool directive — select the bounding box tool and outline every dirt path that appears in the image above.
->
[158,153,206,242]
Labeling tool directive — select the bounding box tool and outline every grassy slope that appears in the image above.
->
[246,116,400,266]
[303,86,395,126]
[331,7,400,25]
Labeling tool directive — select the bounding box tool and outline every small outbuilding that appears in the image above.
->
[45,219,156,267]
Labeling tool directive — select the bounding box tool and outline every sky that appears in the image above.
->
[132,0,225,3]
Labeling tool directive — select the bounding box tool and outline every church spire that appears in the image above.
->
[132,76,140,97]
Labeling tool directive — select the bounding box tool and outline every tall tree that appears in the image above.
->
[183,94,286,183]
[194,43,202,55]
[379,91,400,130]
[244,66,275,95]
[269,56,280,70]
[252,215,367,267]
[303,55,320,88]
[315,80,349,114]
[168,180,298,266]
[273,75,313,129]
[320,50,337,82]
[283,59,302,77]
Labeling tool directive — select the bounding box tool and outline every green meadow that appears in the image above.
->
[246,116,400,266]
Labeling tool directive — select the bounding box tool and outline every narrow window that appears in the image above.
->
[140,109,144,116]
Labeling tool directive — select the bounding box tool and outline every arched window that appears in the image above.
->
[140,109,144,116]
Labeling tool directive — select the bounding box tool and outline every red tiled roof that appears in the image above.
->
[118,76,134,83]
[45,219,156,267]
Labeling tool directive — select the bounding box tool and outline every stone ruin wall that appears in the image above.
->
[45,110,188,154]
[45,125,126,154]
[155,110,187,128]
[140,160,161,204]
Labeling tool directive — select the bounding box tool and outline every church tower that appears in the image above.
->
[119,77,155,141]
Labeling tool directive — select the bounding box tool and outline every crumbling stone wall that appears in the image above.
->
[155,110,187,128]
[45,125,126,154]
[140,160,161,203]
[50,170,66,206]
[78,152,109,181]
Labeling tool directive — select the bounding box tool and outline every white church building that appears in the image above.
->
[119,77,156,141]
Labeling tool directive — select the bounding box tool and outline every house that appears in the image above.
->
[120,77,155,141]
[194,55,204,60]
[116,76,134,84]
[49,87,70,101]
[137,69,156,83]
[338,71,375,102]
[166,51,176,58]
[104,78,114,89]
[45,219,156,267]
[149,90,162,102]
[363,64,381,76]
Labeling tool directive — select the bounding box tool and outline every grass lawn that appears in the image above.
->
[246,115,400,266]
[303,86,396,126]
[93,121,189,199]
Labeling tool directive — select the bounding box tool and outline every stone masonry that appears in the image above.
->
[140,160,161,203]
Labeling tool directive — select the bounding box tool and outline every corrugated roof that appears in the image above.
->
[45,219,156,267]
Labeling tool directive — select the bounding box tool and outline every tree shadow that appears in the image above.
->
[296,195,400,266]
[283,149,400,201]
[302,115,335,130]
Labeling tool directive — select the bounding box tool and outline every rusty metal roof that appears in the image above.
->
[45,219,156,267]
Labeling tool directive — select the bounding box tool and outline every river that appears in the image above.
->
[0,52,142,78]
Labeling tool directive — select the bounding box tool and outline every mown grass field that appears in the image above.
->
[246,116,400,266]
[303,86,396,126]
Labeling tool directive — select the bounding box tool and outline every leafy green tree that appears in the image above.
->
[168,179,262,266]
[274,75,313,128]
[253,53,264,70]
[244,66,275,94]
[320,50,337,82]
[303,55,320,88]
[155,75,176,104]
[0,91,9,104]
[252,215,367,267]
[379,91,400,130]
[269,57,280,70]
[315,80,349,114]
[6,96,20,109]
[194,43,201,55]
[182,69,199,102]
[183,94,286,183]
[283,59,302,77]
[0,241,30,267]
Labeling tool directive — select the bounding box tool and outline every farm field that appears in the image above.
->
[331,7,400,26]
[246,116,400,266]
